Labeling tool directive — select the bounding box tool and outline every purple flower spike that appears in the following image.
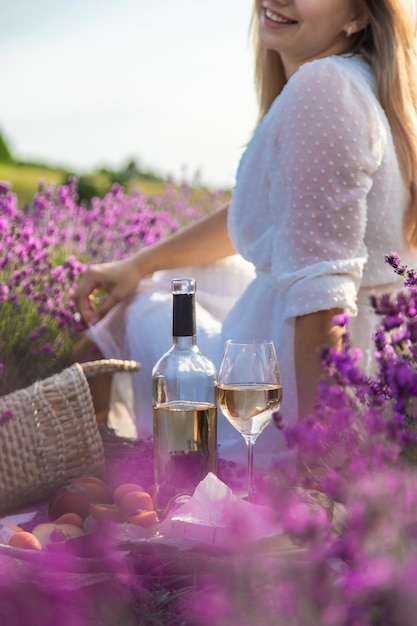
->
[3,184,417,625]
[0,181,11,195]
[333,312,350,327]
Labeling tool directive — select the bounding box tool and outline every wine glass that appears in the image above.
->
[217,339,282,503]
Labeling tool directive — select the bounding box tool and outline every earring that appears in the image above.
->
[346,25,353,37]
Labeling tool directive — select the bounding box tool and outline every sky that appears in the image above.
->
[1,0,258,188]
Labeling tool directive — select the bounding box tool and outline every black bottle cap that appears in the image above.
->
[171,278,196,337]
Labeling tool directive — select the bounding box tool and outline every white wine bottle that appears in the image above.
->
[152,278,217,513]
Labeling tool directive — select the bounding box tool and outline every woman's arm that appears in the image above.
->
[136,202,235,275]
[294,308,345,420]
[75,203,237,323]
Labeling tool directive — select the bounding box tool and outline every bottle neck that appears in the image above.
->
[172,292,196,338]
[173,335,197,348]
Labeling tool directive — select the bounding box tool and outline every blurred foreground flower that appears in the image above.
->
[5,173,417,626]
[276,254,417,502]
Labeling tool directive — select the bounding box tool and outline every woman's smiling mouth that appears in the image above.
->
[264,8,297,25]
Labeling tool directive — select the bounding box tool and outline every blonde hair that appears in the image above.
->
[251,0,417,248]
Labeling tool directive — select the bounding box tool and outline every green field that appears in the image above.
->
[0,163,66,203]
[0,162,169,205]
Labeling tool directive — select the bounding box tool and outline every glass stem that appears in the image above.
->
[246,437,255,503]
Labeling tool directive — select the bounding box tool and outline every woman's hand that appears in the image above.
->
[74,203,234,324]
[74,256,144,324]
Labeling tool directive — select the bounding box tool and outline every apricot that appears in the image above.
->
[119,490,154,515]
[9,531,42,551]
[113,483,146,506]
[6,524,24,533]
[89,503,126,523]
[127,511,158,528]
[55,513,84,529]
[70,475,107,489]
[70,476,112,504]
[48,484,95,521]
[32,522,85,548]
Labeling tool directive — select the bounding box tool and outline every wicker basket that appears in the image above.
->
[0,359,140,516]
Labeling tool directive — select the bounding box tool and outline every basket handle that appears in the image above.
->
[80,359,141,379]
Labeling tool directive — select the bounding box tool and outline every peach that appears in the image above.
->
[54,513,84,529]
[70,475,107,489]
[6,524,24,533]
[113,483,146,506]
[127,511,158,528]
[89,503,126,524]
[48,484,95,521]
[9,531,42,551]
[70,476,113,504]
[32,522,85,548]
[119,490,154,515]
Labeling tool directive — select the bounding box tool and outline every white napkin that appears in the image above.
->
[0,511,37,527]
[158,473,281,548]
[0,526,16,545]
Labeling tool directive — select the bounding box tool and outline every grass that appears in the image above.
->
[0,162,67,203]
[0,161,230,206]
[0,162,210,205]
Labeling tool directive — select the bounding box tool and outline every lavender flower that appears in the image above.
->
[4,181,417,626]
[0,178,222,396]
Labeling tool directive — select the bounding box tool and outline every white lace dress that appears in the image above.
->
[88,54,417,468]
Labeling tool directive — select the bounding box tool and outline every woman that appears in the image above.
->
[74,0,417,468]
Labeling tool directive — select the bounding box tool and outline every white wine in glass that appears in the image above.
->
[217,340,282,503]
